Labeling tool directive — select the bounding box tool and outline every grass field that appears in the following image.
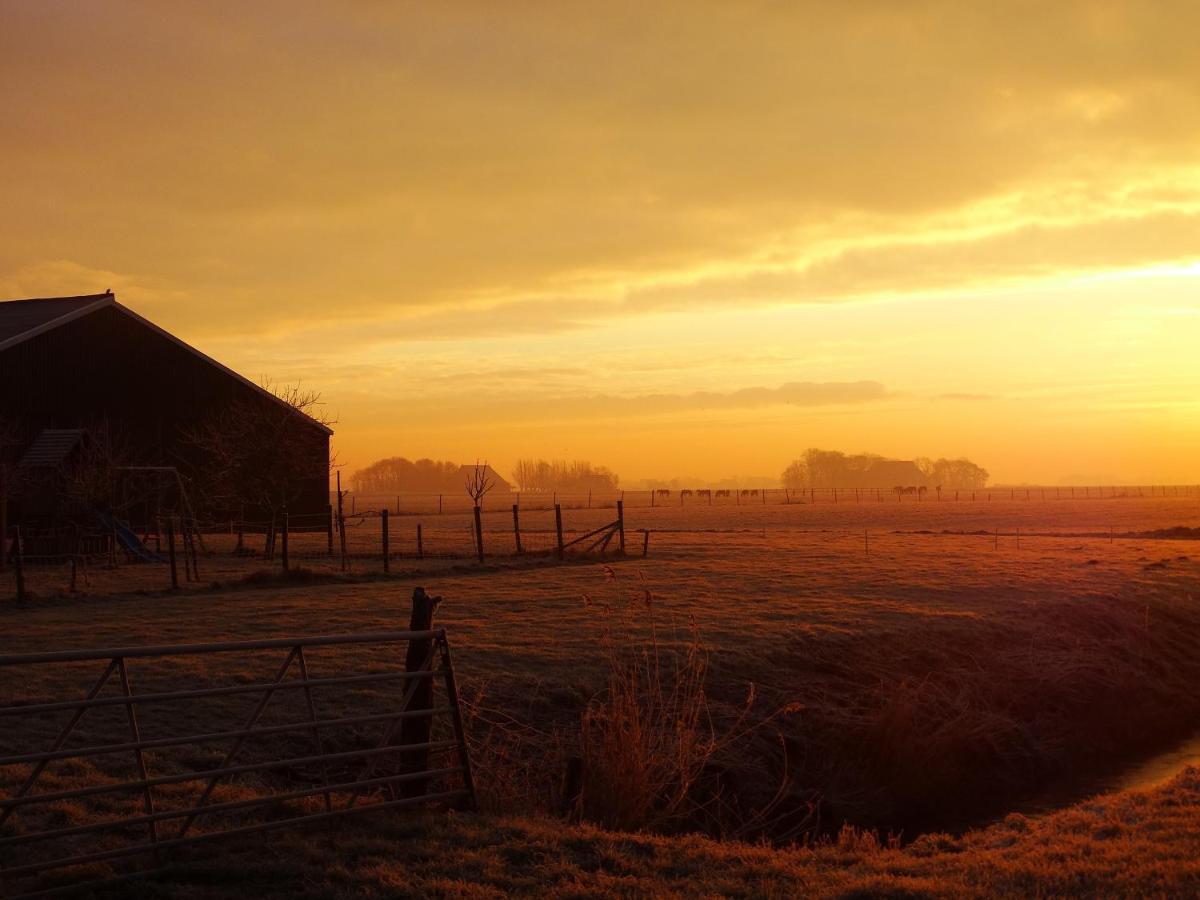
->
[62,765,1200,898]
[3,496,1200,894]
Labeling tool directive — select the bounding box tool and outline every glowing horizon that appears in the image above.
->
[2,2,1198,485]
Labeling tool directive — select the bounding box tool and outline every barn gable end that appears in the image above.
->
[0,292,332,520]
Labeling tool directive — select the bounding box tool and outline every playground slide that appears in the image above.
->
[97,512,166,564]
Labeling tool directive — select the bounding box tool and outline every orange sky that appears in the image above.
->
[2,2,1198,485]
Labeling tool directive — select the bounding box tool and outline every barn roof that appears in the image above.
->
[19,429,87,467]
[0,292,333,436]
[0,293,112,345]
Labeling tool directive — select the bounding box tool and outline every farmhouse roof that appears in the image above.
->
[0,292,333,436]
[456,463,512,491]
[19,428,87,467]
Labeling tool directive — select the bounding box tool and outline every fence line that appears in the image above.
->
[6,484,1198,599]
[339,484,1200,515]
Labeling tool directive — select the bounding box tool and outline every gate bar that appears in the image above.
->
[0,706,454,767]
[0,668,439,718]
[0,740,459,810]
[0,629,443,666]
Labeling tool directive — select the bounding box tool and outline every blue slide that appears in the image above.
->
[97,512,166,563]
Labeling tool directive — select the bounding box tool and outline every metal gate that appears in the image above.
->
[0,627,475,898]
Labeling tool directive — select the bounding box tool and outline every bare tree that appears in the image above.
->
[464,461,495,508]
[63,420,131,514]
[185,380,336,522]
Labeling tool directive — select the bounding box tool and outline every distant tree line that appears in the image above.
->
[912,456,991,490]
[510,459,619,493]
[781,448,989,490]
[351,457,462,493]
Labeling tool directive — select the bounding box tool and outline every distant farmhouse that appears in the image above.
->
[0,292,332,530]
[456,463,512,494]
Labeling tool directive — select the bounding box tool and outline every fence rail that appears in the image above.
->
[0,589,473,898]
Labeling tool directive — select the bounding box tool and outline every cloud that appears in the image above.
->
[1,1,1199,343]
[359,380,891,426]
[935,393,995,402]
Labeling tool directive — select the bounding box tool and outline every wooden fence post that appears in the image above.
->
[0,481,6,573]
[417,523,424,559]
[182,523,194,582]
[381,508,390,573]
[555,504,564,559]
[326,504,334,556]
[512,504,523,554]
[473,505,484,563]
[336,472,348,570]
[399,586,442,798]
[438,494,443,515]
[12,528,26,605]
[338,513,348,571]
[617,500,625,554]
[642,529,650,557]
[281,508,290,572]
[166,519,179,590]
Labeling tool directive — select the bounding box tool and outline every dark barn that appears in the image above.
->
[0,292,332,535]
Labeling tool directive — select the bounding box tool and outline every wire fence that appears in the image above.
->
[341,484,1200,515]
[3,484,1198,603]
[1,502,631,602]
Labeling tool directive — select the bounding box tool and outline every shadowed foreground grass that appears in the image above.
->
[94,766,1200,898]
